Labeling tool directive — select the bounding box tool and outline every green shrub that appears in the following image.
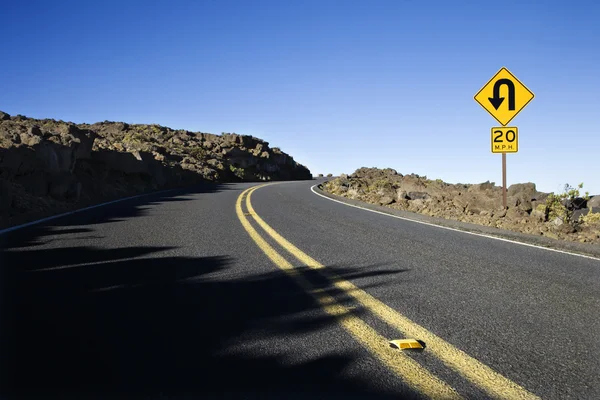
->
[368,178,392,192]
[580,209,600,224]
[123,132,148,144]
[229,164,245,179]
[546,183,590,224]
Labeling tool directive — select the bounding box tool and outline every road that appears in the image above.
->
[1,180,599,399]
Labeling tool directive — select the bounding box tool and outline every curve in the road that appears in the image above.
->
[239,183,540,400]
[237,185,461,399]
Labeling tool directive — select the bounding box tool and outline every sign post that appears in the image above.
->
[474,67,534,209]
[490,127,518,209]
[502,153,507,209]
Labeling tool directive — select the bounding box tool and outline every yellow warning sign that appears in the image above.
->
[474,67,534,126]
[491,127,518,153]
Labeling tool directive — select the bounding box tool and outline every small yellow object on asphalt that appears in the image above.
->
[389,339,424,350]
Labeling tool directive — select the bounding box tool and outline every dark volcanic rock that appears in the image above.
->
[0,111,311,228]
[323,167,600,245]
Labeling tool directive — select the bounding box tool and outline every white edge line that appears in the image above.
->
[310,184,600,262]
[0,188,179,236]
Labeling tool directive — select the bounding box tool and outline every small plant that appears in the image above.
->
[580,209,600,225]
[123,132,146,144]
[546,183,590,224]
[229,164,245,179]
[368,178,392,192]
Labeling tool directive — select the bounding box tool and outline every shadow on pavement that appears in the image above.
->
[0,182,233,248]
[1,187,418,399]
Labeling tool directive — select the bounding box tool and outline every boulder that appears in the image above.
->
[573,207,600,222]
[223,133,243,145]
[407,191,430,200]
[207,159,224,169]
[20,126,43,146]
[530,208,547,222]
[0,130,22,146]
[379,195,395,205]
[562,197,587,210]
[397,175,426,193]
[468,181,496,192]
[91,122,129,138]
[588,196,600,209]
[396,189,408,200]
[0,111,11,121]
[466,195,501,214]
[200,133,219,142]
[63,125,97,159]
[29,125,42,136]
[507,182,537,199]
[507,194,533,212]
[552,217,564,226]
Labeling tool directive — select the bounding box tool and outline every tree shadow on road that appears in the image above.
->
[1,188,419,400]
[0,182,234,249]
[2,252,416,399]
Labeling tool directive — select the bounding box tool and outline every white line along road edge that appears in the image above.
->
[311,184,600,262]
[0,188,179,236]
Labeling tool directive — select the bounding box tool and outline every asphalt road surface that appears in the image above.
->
[2,180,599,399]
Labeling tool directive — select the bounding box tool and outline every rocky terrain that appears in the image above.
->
[0,110,311,229]
[323,168,600,245]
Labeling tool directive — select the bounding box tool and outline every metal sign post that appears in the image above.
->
[502,153,507,209]
[490,127,518,210]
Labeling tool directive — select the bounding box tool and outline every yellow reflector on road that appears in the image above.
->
[390,339,424,350]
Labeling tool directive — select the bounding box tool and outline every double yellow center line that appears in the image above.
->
[236,184,539,400]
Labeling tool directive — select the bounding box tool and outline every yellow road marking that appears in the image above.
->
[245,185,540,400]
[236,186,462,400]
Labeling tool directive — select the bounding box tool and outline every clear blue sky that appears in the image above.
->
[2,0,599,194]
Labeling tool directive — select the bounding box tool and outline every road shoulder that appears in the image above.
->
[313,183,600,259]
